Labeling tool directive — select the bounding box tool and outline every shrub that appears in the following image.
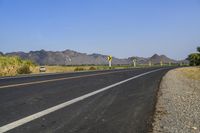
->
[89,66,96,70]
[17,64,31,74]
[0,55,36,76]
[74,67,85,71]
[23,60,36,67]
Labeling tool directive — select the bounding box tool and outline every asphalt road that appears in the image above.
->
[0,67,173,133]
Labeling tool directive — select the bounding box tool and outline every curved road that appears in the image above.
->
[0,67,173,133]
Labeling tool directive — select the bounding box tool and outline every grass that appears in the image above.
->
[177,67,200,80]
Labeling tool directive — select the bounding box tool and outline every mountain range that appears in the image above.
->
[1,49,187,65]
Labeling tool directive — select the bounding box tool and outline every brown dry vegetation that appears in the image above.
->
[176,67,200,80]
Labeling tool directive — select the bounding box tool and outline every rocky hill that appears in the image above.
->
[148,54,177,64]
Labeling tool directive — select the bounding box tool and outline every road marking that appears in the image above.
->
[0,72,62,80]
[0,68,165,133]
[0,69,116,80]
[0,69,134,89]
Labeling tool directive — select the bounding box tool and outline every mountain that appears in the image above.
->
[3,49,181,65]
[128,56,148,64]
[148,54,177,64]
[5,50,130,65]
[128,54,179,64]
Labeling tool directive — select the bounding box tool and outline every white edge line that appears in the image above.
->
[0,68,165,133]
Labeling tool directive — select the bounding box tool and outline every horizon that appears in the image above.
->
[0,48,186,60]
[1,0,200,60]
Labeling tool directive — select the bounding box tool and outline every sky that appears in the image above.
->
[0,0,200,60]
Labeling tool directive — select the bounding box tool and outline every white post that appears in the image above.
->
[109,60,112,68]
[107,56,112,69]
[149,61,152,67]
[133,59,136,67]
[160,60,163,66]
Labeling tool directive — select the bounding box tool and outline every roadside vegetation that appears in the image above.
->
[180,46,200,80]
[0,55,36,76]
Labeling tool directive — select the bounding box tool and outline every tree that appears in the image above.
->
[187,47,200,66]
[188,53,200,66]
[197,47,200,53]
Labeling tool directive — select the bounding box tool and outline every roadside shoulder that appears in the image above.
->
[152,67,200,133]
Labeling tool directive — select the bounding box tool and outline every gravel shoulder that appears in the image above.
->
[152,67,200,133]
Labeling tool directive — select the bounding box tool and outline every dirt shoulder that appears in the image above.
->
[152,67,200,133]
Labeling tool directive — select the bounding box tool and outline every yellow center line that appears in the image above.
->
[0,69,133,89]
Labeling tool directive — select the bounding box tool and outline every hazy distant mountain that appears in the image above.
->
[4,49,182,65]
[5,49,130,65]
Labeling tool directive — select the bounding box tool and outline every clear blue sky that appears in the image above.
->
[0,0,200,60]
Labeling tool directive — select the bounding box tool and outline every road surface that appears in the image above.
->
[0,67,172,133]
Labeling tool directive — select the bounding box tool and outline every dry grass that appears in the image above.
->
[31,66,99,74]
[31,65,132,74]
[176,67,200,80]
[1,64,130,77]
[1,64,148,77]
